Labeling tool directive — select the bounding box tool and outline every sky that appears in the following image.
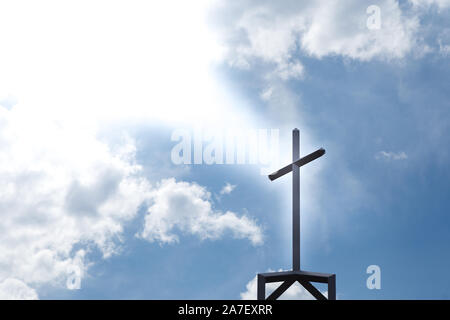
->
[0,0,449,299]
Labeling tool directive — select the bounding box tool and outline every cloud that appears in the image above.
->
[220,183,237,195]
[138,179,263,245]
[212,0,421,78]
[0,279,39,300]
[0,105,153,296]
[375,151,408,160]
[240,272,328,300]
[409,0,450,10]
[0,104,263,298]
[0,1,266,299]
[302,1,420,60]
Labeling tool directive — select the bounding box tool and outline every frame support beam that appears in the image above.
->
[257,270,336,301]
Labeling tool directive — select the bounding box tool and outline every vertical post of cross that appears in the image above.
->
[292,129,300,271]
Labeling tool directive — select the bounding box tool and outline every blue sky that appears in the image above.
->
[0,0,449,299]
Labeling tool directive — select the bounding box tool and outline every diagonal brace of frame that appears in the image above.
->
[298,279,327,300]
[266,280,295,300]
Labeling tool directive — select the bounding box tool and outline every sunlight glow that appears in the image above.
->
[0,0,249,128]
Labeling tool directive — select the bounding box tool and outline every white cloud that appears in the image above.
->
[0,104,263,298]
[213,0,421,77]
[240,272,328,300]
[409,0,450,9]
[0,105,152,296]
[0,279,38,300]
[215,4,305,80]
[220,183,237,195]
[138,179,263,245]
[301,1,419,60]
[274,60,304,81]
[375,151,408,160]
[260,87,274,101]
[0,0,266,299]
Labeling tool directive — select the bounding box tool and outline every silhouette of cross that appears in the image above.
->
[257,128,336,300]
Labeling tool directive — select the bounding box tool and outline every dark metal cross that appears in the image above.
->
[257,128,336,300]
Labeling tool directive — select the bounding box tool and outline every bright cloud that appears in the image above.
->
[0,278,39,300]
[0,0,266,299]
[213,0,421,77]
[375,151,408,160]
[409,0,450,9]
[0,104,262,298]
[0,105,152,294]
[139,179,263,245]
[301,1,420,60]
[220,183,237,195]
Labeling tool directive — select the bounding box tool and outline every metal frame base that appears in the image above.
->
[257,270,336,300]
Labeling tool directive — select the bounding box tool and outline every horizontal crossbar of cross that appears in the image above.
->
[268,148,325,181]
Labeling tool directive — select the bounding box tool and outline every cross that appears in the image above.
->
[257,128,336,300]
